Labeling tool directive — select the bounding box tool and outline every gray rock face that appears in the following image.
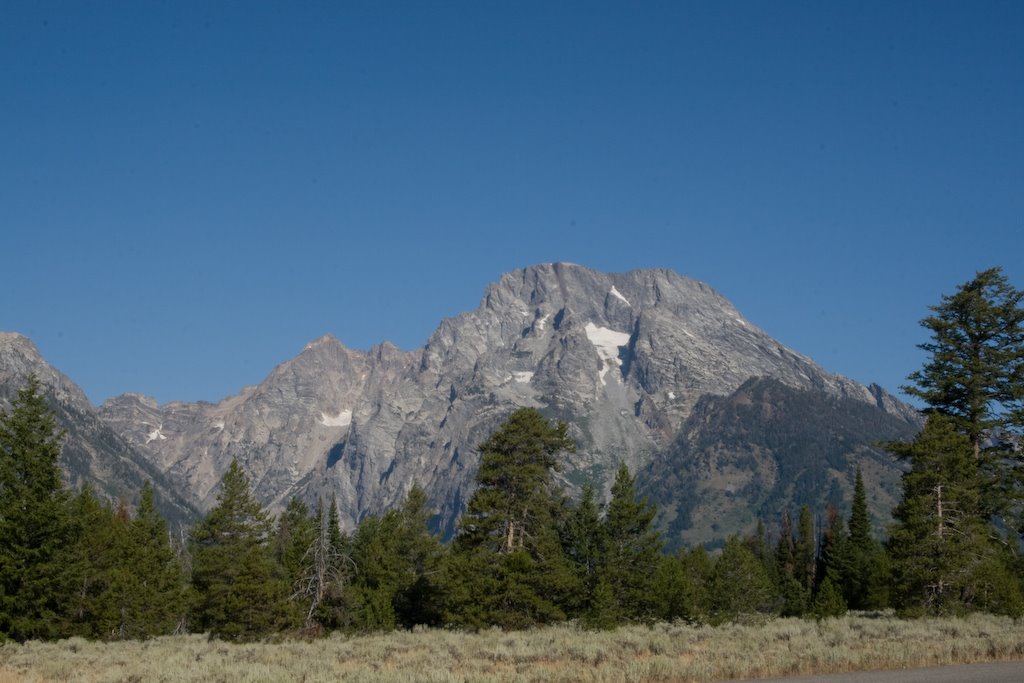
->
[91,264,917,540]
[0,333,195,524]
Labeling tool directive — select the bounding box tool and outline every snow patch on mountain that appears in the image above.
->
[145,426,167,443]
[512,371,534,383]
[584,323,631,385]
[319,409,352,427]
[610,286,631,306]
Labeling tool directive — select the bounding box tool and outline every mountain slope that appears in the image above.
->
[0,333,196,525]
[639,377,918,550]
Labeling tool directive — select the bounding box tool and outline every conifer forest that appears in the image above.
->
[2,267,1023,644]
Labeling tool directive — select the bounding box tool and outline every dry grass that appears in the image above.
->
[2,613,1023,682]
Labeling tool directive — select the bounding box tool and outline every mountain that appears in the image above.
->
[0,332,196,525]
[90,263,919,544]
[641,376,917,549]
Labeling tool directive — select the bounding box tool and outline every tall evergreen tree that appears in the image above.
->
[444,408,582,629]
[680,545,714,622]
[563,483,602,609]
[0,377,74,642]
[63,485,121,638]
[190,460,288,640]
[814,505,848,618]
[887,415,1023,616]
[843,468,889,609]
[903,267,1024,458]
[121,481,189,637]
[902,268,1024,535]
[273,496,318,629]
[795,505,816,597]
[593,464,663,624]
[774,511,806,616]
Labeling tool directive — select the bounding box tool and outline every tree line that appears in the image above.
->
[1,267,1022,642]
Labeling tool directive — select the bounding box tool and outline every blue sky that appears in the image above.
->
[3,1,1022,405]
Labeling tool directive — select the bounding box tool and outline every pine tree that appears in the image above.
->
[70,483,190,639]
[902,268,1024,533]
[563,483,602,613]
[444,408,582,629]
[709,536,776,624]
[814,505,848,618]
[844,468,889,609]
[680,546,714,622]
[774,511,806,616]
[795,505,816,598]
[190,460,288,640]
[903,267,1024,458]
[274,497,317,629]
[63,485,121,638]
[811,574,847,619]
[651,554,699,623]
[348,486,443,631]
[593,464,663,624]
[887,415,1023,616]
[121,481,189,637]
[0,376,74,642]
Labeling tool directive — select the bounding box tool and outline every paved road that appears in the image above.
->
[753,661,1024,683]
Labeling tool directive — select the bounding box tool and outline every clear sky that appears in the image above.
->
[3,1,1022,406]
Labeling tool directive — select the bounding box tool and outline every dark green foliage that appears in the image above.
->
[445,408,582,629]
[843,468,890,609]
[812,505,849,618]
[460,408,574,554]
[582,576,619,630]
[811,575,847,618]
[65,483,189,640]
[680,546,714,621]
[63,486,123,638]
[347,486,444,631]
[651,554,699,623]
[902,267,1024,542]
[190,460,288,640]
[120,482,189,637]
[709,536,776,623]
[273,497,318,628]
[795,506,816,597]
[562,484,602,606]
[887,415,1023,616]
[903,267,1024,457]
[274,497,317,590]
[774,511,806,616]
[0,377,74,642]
[588,464,663,624]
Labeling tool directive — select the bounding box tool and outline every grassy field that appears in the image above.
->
[2,613,1023,682]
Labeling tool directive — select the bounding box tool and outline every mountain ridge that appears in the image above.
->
[2,264,920,545]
